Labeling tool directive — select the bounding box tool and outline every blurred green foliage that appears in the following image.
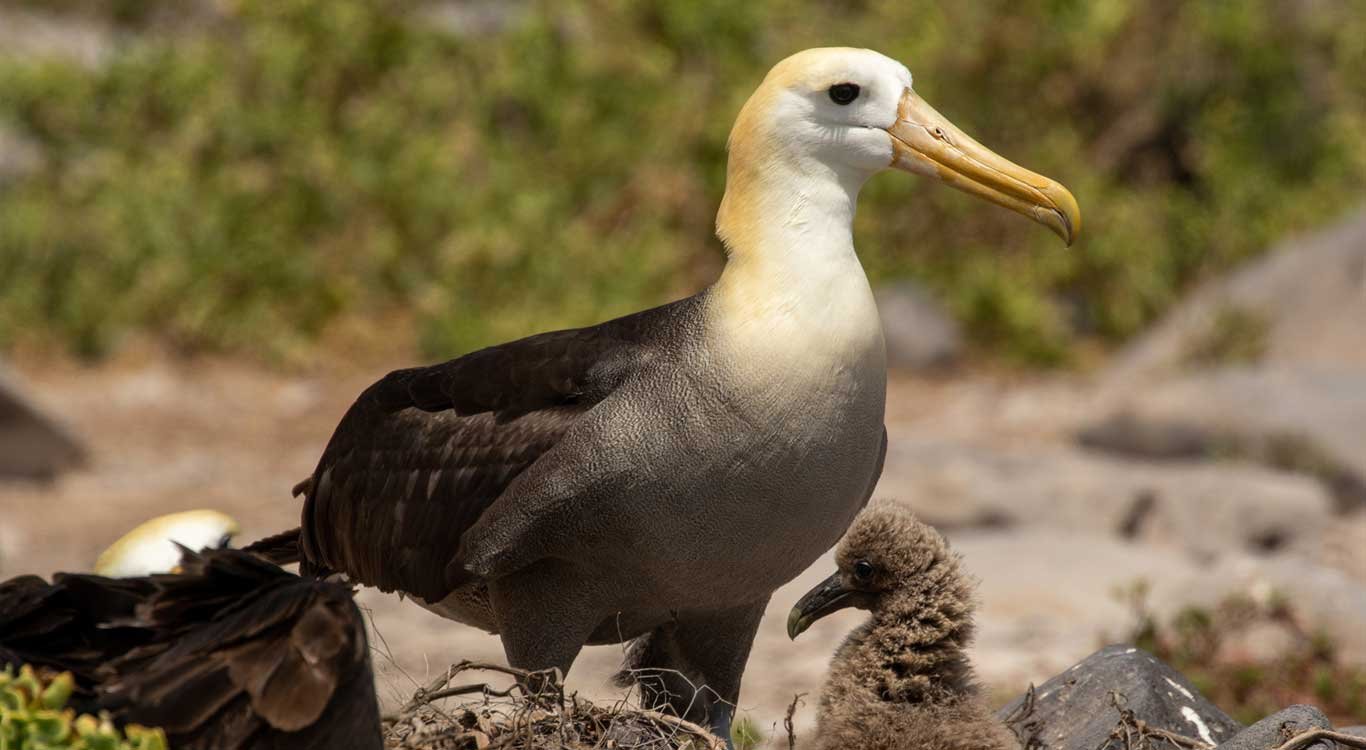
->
[1,0,1364,363]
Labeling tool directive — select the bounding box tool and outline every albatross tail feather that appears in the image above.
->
[242,528,302,566]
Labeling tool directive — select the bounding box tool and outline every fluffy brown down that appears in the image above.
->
[814,501,1018,750]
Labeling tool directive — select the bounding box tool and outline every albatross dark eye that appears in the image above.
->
[853,560,875,582]
[828,83,860,105]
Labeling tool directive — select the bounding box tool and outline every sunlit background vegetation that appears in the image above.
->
[1,0,1363,365]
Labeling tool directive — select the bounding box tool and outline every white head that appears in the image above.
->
[716,47,1079,259]
[94,509,240,577]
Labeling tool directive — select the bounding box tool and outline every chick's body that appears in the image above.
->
[816,627,1017,750]
[798,502,1018,750]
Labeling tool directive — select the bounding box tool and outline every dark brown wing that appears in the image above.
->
[0,572,153,700]
[2,551,378,750]
[298,298,694,602]
[99,548,381,750]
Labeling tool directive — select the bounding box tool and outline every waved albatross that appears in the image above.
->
[250,47,1080,742]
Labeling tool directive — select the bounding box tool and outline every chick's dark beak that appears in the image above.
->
[787,571,869,640]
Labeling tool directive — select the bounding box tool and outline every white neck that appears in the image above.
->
[708,158,884,365]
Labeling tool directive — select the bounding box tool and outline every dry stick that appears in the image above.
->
[1271,729,1366,750]
[384,660,538,723]
[1129,721,1213,750]
[784,693,806,750]
[385,658,727,749]
[420,682,519,703]
[1003,684,1042,750]
[619,663,733,743]
[632,708,728,750]
[1105,691,1214,750]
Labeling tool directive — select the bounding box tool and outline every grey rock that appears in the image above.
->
[1214,705,1331,750]
[997,645,1240,750]
[0,365,85,480]
[877,435,1334,557]
[1106,209,1366,381]
[1090,210,1366,515]
[1340,726,1366,738]
[875,281,962,371]
[1082,367,1366,513]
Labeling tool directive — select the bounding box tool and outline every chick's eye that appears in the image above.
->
[828,82,860,105]
[853,560,875,581]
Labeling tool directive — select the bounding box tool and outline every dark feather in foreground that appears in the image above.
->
[0,572,152,700]
[0,548,381,750]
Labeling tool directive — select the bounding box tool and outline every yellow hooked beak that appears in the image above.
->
[886,89,1081,245]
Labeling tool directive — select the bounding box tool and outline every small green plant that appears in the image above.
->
[0,664,168,750]
[1114,581,1366,726]
[730,715,763,750]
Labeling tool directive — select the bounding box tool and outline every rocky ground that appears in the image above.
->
[3,211,1364,740]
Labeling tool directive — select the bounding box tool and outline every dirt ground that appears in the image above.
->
[0,351,1201,739]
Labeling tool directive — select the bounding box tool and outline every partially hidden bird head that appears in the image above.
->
[94,509,241,577]
[788,500,974,640]
[718,47,1079,251]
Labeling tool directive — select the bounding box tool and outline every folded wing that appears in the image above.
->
[298,299,690,602]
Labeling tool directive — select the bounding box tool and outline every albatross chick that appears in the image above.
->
[788,501,1017,750]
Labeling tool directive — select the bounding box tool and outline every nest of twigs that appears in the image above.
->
[383,661,726,750]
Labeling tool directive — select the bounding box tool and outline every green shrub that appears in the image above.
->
[0,664,168,750]
[1,0,1364,364]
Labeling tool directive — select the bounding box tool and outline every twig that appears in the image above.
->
[1105,691,1214,750]
[784,692,806,750]
[632,708,728,750]
[421,682,518,703]
[384,660,536,723]
[383,659,732,750]
[1003,683,1043,750]
[1271,729,1366,750]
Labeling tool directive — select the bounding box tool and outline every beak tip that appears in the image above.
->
[786,609,806,640]
[1053,187,1081,247]
[1039,196,1079,247]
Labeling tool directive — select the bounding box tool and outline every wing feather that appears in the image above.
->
[299,298,694,602]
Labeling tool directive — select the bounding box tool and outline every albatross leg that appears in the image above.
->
[487,560,600,697]
[623,599,768,750]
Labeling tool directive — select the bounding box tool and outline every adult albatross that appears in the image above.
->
[254,47,1079,742]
